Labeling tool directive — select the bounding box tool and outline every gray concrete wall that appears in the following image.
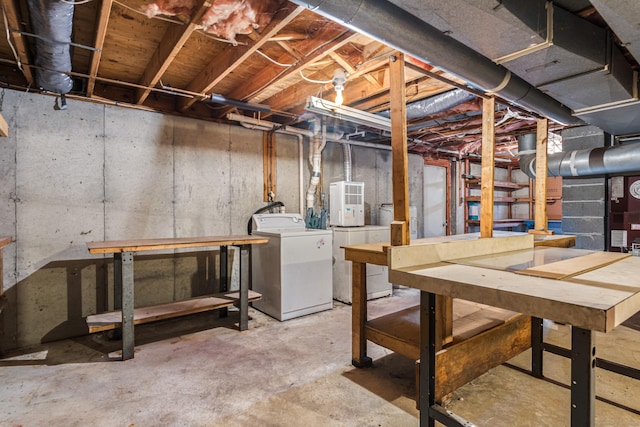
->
[561,126,607,250]
[0,90,424,351]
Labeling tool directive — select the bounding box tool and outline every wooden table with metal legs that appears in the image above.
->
[389,235,640,426]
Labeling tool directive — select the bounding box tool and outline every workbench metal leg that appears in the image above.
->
[119,251,135,360]
[531,316,544,378]
[571,326,595,427]
[111,253,124,340]
[238,245,249,331]
[352,261,372,368]
[420,291,436,427]
[219,245,228,318]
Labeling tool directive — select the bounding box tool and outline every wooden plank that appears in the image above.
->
[517,251,630,280]
[135,0,212,104]
[533,234,575,248]
[0,113,8,137]
[480,96,496,238]
[87,235,268,254]
[430,313,531,402]
[466,179,528,189]
[389,261,639,332]
[389,53,410,246]
[178,4,304,112]
[87,290,261,333]
[87,0,113,97]
[0,236,11,250]
[389,234,533,270]
[0,0,34,86]
[224,25,355,104]
[534,118,549,231]
[263,131,276,201]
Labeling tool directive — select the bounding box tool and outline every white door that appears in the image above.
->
[423,164,447,237]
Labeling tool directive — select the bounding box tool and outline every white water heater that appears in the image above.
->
[330,181,365,226]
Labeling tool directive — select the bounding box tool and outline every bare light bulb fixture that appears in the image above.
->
[332,68,347,106]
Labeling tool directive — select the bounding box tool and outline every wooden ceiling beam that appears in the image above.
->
[135,0,212,105]
[87,0,113,97]
[223,23,354,104]
[329,52,382,90]
[177,4,304,112]
[263,52,391,116]
[0,0,34,86]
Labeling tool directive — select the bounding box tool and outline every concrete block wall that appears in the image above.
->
[0,89,424,351]
[561,126,607,250]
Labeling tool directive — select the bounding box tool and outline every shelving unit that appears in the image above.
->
[464,162,533,233]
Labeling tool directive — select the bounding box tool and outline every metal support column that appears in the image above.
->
[238,245,250,331]
[531,316,544,378]
[118,251,135,360]
[420,291,436,427]
[571,326,595,427]
[219,245,228,318]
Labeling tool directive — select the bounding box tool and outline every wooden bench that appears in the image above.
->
[87,235,268,360]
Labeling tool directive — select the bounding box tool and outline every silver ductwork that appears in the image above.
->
[342,143,352,182]
[27,0,74,94]
[518,133,640,178]
[378,89,475,120]
[290,0,582,126]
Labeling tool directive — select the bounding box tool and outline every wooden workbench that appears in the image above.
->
[87,235,268,360]
[343,232,575,401]
[388,234,640,426]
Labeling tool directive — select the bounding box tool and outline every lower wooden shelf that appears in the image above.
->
[366,299,531,401]
[86,290,262,333]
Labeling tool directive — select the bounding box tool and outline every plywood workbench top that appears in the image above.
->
[87,235,269,254]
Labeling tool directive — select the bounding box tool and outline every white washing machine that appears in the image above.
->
[332,225,392,304]
[251,213,333,321]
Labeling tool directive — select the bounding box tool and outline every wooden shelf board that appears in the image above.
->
[87,290,262,333]
[465,179,528,190]
[466,219,531,228]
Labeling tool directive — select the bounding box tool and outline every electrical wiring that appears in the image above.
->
[256,49,294,67]
[299,70,332,84]
[1,2,24,77]
[58,0,94,4]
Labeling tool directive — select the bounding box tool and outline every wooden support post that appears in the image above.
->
[532,118,550,233]
[480,97,495,238]
[263,131,276,201]
[389,53,410,246]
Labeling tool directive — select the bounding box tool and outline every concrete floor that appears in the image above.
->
[1,288,639,427]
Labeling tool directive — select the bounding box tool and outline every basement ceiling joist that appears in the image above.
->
[0,0,637,160]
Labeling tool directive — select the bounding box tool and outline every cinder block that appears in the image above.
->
[575,234,605,251]
[562,185,605,201]
[562,200,605,217]
[562,217,605,234]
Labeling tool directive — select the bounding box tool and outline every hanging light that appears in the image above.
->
[332,68,347,106]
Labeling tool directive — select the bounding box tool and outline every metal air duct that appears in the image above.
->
[518,133,640,178]
[27,0,74,94]
[377,89,475,120]
[291,0,582,126]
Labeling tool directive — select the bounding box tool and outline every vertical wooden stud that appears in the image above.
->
[263,131,276,201]
[389,53,410,246]
[534,118,549,232]
[480,96,496,238]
